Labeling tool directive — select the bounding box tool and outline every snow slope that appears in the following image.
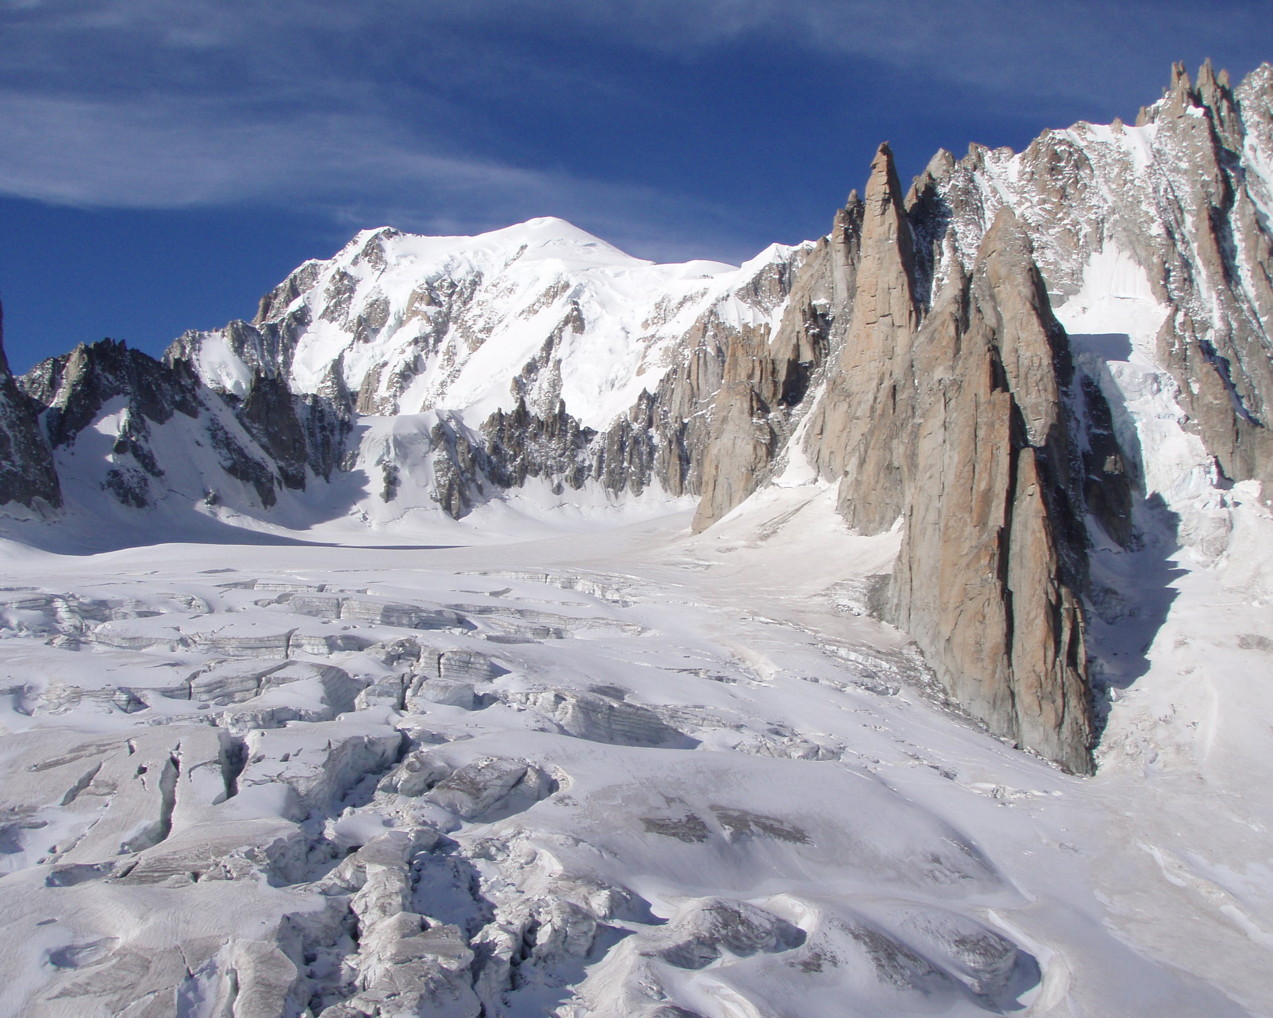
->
[0,482,1270,1016]
[178,218,801,431]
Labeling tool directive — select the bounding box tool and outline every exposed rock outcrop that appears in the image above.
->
[20,340,302,511]
[694,148,1116,771]
[805,145,922,534]
[22,338,201,448]
[686,64,1273,770]
[692,236,838,530]
[229,371,353,490]
[888,211,1103,774]
[913,61,1273,498]
[0,302,60,509]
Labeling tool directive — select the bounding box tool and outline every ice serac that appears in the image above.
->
[0,302,60,510]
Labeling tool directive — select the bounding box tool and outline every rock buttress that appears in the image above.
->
[890,211,1094,773]
[693,147,1102,772]
[0,302,60,509]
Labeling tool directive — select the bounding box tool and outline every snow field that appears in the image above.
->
[0,479,1268,1015]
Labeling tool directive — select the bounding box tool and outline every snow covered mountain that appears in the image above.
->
[6,62,1273,772]
[4,61,1272,773]
[161,217,807,521]
[0,61,1272,1017]
[173,217,753,427]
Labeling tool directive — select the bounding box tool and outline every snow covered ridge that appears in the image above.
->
[0,220,811,537]
[169,216,802,429]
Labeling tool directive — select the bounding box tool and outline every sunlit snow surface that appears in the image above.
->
[1,480,1271,1017]
[187,217,798,432]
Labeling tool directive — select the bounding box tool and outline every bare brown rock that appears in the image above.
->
[691,153,1107,772]
[806,144,921,535]
[891,212,1093,773]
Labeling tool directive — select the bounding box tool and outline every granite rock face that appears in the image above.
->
[886,210,1101,774]
[909,60,1273,498]
[691,233,837,530]
[0,303,61,510]
[693,63,1273,770]
[894,62,1273,765]
[804,145,922,535]
[696,147,1109,771]
[18,338,348,513]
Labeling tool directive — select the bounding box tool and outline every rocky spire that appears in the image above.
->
[1137,59,1196,124]
[691,143,1113,770]
[1194,57,1242,147]
[808,141,922,533]
[852,142,919,326]
[1170,59,1191,92]
[889,209,1096,773]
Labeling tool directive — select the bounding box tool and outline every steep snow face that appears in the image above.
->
[176,218,798,431]
[14,220,795,537]
[156,220,814,531]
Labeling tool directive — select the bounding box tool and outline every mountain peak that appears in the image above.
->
[867,142,899,189]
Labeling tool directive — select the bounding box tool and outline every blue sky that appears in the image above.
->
[1,0,1270,372]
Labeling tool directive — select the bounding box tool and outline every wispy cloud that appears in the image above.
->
[0,86,756,262]
[499,0,1268,96]
[1,0,1268,262]
[0,1,781,259]
[392,0,1268,101]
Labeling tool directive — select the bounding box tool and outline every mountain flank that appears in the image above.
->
[3,62,1272,773]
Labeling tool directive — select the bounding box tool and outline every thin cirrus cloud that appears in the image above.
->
[1,0,1269,259]
[0,0,777,260]
[424,0,1270,103]
[0,88,751,263]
